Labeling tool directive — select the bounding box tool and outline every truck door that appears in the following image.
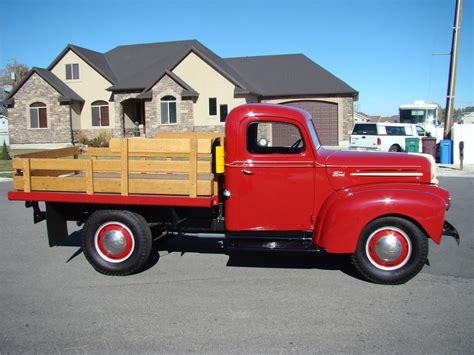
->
[226,118,315,232]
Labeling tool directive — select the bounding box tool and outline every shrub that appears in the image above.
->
[1,141,10,160]
[77,131,112,148]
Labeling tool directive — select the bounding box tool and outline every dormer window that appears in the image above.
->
[65,63,80,80]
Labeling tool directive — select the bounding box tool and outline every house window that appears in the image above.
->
[209,98,217,116]
[29,102,47,129]
[91,100,109,127]
[160,96,177,124]
[66,63,80,80]
[220,104,228,123]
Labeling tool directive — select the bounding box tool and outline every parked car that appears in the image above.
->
[350,122,427,152]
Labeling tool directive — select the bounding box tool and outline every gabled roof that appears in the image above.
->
[47,44,116,84]
[104,40,254,93]
[6,67,84,103]
[7,40,357,104]
[225,54,358,98]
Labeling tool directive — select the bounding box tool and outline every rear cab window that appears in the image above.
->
[352,124,377,135]
[247,121,305,154]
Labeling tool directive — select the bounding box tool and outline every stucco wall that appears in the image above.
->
[50,50,115,131]
[172,52,252,127]
[8,73,72,144]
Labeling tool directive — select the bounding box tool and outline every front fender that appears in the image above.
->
[314,184,449,253]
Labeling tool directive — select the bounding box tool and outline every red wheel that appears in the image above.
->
[365,227,412,271]
[82,210,152,275]
[352,217,428,284]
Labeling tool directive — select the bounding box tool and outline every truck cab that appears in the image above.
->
[221,104,458,284]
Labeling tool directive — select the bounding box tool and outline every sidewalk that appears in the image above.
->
[436,164,474,177]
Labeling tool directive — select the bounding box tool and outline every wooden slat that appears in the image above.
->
[29,177,86,192]
[156,132,222,139]
[12,157,24,169]
[29,159,88,171]
[121,139,129,196]
[189,138,198,198]
[128,179,212,196]
[109,138,212,154]
[83,147,115,156]
[110,138,188,154]
[94,178,121,193]
[127,160,211,174]
[14,147,80,159]
[86,159,94,194]
[92,159,121,172]
[23,159,31,193]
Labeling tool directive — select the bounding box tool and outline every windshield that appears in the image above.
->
[307,119,321,150]
[400,109,426,124]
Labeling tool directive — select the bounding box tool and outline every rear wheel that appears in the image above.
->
[351,217,428,284]
[389,145,401,152]
[82,210,152,276]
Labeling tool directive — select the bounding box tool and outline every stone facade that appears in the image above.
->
[145,75,195,137]
[8,73,72,145]
[341,97,354,141]
[7,71,354,146]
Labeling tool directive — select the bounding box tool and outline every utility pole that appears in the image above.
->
[444,0,463,139]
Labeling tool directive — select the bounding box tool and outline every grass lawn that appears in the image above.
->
[0,149,44,178]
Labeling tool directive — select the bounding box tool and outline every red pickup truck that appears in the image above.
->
[8,104,459,284]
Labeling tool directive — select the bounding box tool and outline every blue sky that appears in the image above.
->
[0,0,472,116]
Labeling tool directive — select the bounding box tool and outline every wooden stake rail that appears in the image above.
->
[12,137,221,198]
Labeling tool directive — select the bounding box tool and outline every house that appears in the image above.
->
[369,115,399,123]
[461,112,474,124]
[354,112,370,123]
[2,40,358,148]
[0,115,8,146]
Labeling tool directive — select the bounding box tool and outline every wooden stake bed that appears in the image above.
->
[12,135,223,199]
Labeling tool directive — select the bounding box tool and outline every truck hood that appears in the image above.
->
[318,149,436,190]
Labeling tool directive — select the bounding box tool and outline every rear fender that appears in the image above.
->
[314,184,447,253]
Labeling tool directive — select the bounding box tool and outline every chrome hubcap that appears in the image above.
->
[374,235,403,262]
[366,227,412,271]
[94,222,135,263]
[102,230,127,255]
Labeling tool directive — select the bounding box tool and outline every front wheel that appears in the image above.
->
[351,217,428,284]
[81,210,153,276]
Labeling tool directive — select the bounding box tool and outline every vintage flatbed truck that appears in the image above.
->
[8,104,459,284]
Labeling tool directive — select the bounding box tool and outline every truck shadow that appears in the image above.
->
[61,230,363,281]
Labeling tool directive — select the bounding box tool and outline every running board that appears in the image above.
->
[226,234,324,253]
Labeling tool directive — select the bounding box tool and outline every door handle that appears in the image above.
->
[241,169,255,175]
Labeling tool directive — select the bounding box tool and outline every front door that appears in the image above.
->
[230,119,315,231]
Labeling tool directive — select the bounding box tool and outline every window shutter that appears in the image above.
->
[66,64,72,80]
[101,105,109,126]
[39,108,48,128]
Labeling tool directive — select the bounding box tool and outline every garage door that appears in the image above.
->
[282,100,338,146]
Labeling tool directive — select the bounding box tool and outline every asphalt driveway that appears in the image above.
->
[0,177,472,353]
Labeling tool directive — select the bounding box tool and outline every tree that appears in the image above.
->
[0,59,30,88]
[1,141,10,160]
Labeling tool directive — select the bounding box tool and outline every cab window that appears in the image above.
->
[247,121,304,154]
